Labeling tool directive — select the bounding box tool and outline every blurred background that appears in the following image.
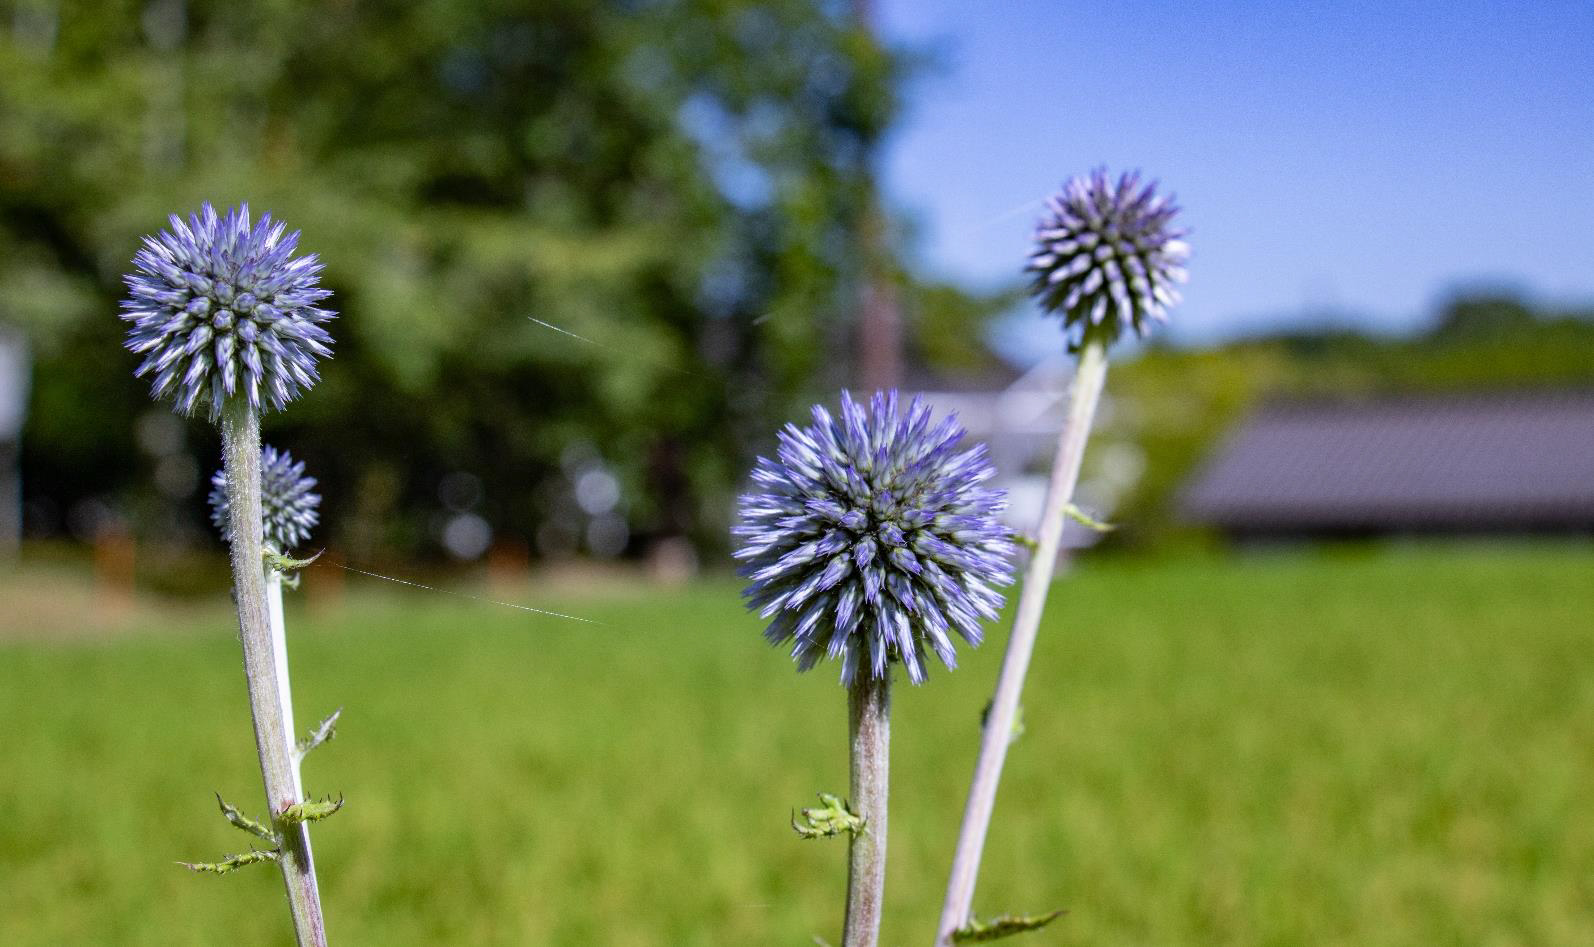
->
[2,0,1593,574]
[2,1,1591,945]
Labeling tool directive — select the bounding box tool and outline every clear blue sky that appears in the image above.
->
[877,0,1594,350]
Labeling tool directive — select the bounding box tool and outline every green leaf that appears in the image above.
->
[953,910,1066,943]
[1064,503,1115,533]
[178,848,280,874]
[297,708,342,760]
[215,793,277,844]
[979,701,1025,745]
[278,794,344,825]
[791,792,864,840]
[264,547,324,577]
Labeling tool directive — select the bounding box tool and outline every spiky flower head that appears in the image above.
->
[209,446,321,553]
[735,391,1015,685]
[122,203,335,420]
[1028,168,1188,346]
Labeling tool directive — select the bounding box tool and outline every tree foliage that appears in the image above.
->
[2,0,911,559]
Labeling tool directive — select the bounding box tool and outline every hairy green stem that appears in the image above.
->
[936,337,1109,944]
[843,672,891,947]
[220,399,326,946]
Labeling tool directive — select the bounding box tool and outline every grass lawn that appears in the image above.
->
[2,543,1592,945]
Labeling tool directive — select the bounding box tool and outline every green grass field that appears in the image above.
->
[2,544,1592,945]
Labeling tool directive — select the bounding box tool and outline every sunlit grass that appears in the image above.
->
[2,543,1591,945]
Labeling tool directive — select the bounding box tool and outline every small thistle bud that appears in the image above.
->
[209,446,321,553]
[122,203,335,419]
[735,391,1016,685]
[1028,168,1188,345]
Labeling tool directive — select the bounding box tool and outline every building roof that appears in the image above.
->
[1178,390,1594,533]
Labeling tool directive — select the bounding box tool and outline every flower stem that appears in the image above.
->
[935,336,1109,944]
[220,399,327,947]
[843,671,891,947]
[265,571,305,796]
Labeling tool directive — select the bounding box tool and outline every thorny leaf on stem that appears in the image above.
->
[979,701,1026,745]
[264,546,323,580]
[216,793,277,844]
[791,792,864,840]
[1064,503,1115,533]
[953,909,1067,942]
[297,708,342,760]
[278,795,344,825]
[179,849,280,874]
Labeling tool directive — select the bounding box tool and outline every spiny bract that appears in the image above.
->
[735,391,1015,685]
[122,203,334,420]
[1028,168,1188,345]
[209,446,321,553]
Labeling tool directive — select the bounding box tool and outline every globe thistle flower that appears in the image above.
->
[122,203,334,420]
[1028,168,1188,345]
[735,391,1015,685]
[209,446,321,553]
[135,206,337,939]
[938,170,1192,944]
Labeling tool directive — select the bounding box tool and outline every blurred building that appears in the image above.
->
[914,354,1141,548]
[0,329,28,558]
[1178,390,1594,539]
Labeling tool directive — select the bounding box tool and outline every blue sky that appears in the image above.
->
[876,0,1594,349]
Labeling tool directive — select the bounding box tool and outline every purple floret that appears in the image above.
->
[735,391,1016,685]
[122,203,335,419]
[209,446,321,553]
[1029,168,1188,345]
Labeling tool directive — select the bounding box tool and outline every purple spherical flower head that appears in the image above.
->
[735,391,1016,685]
[209,446,321,553]
[122,203,335,420]
[1029,168,1188,346]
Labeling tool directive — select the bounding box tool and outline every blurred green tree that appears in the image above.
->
[0,0,950,562]
[1430,291,1537,341]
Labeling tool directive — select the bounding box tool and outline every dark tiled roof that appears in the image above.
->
[1178,390,1594,532]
